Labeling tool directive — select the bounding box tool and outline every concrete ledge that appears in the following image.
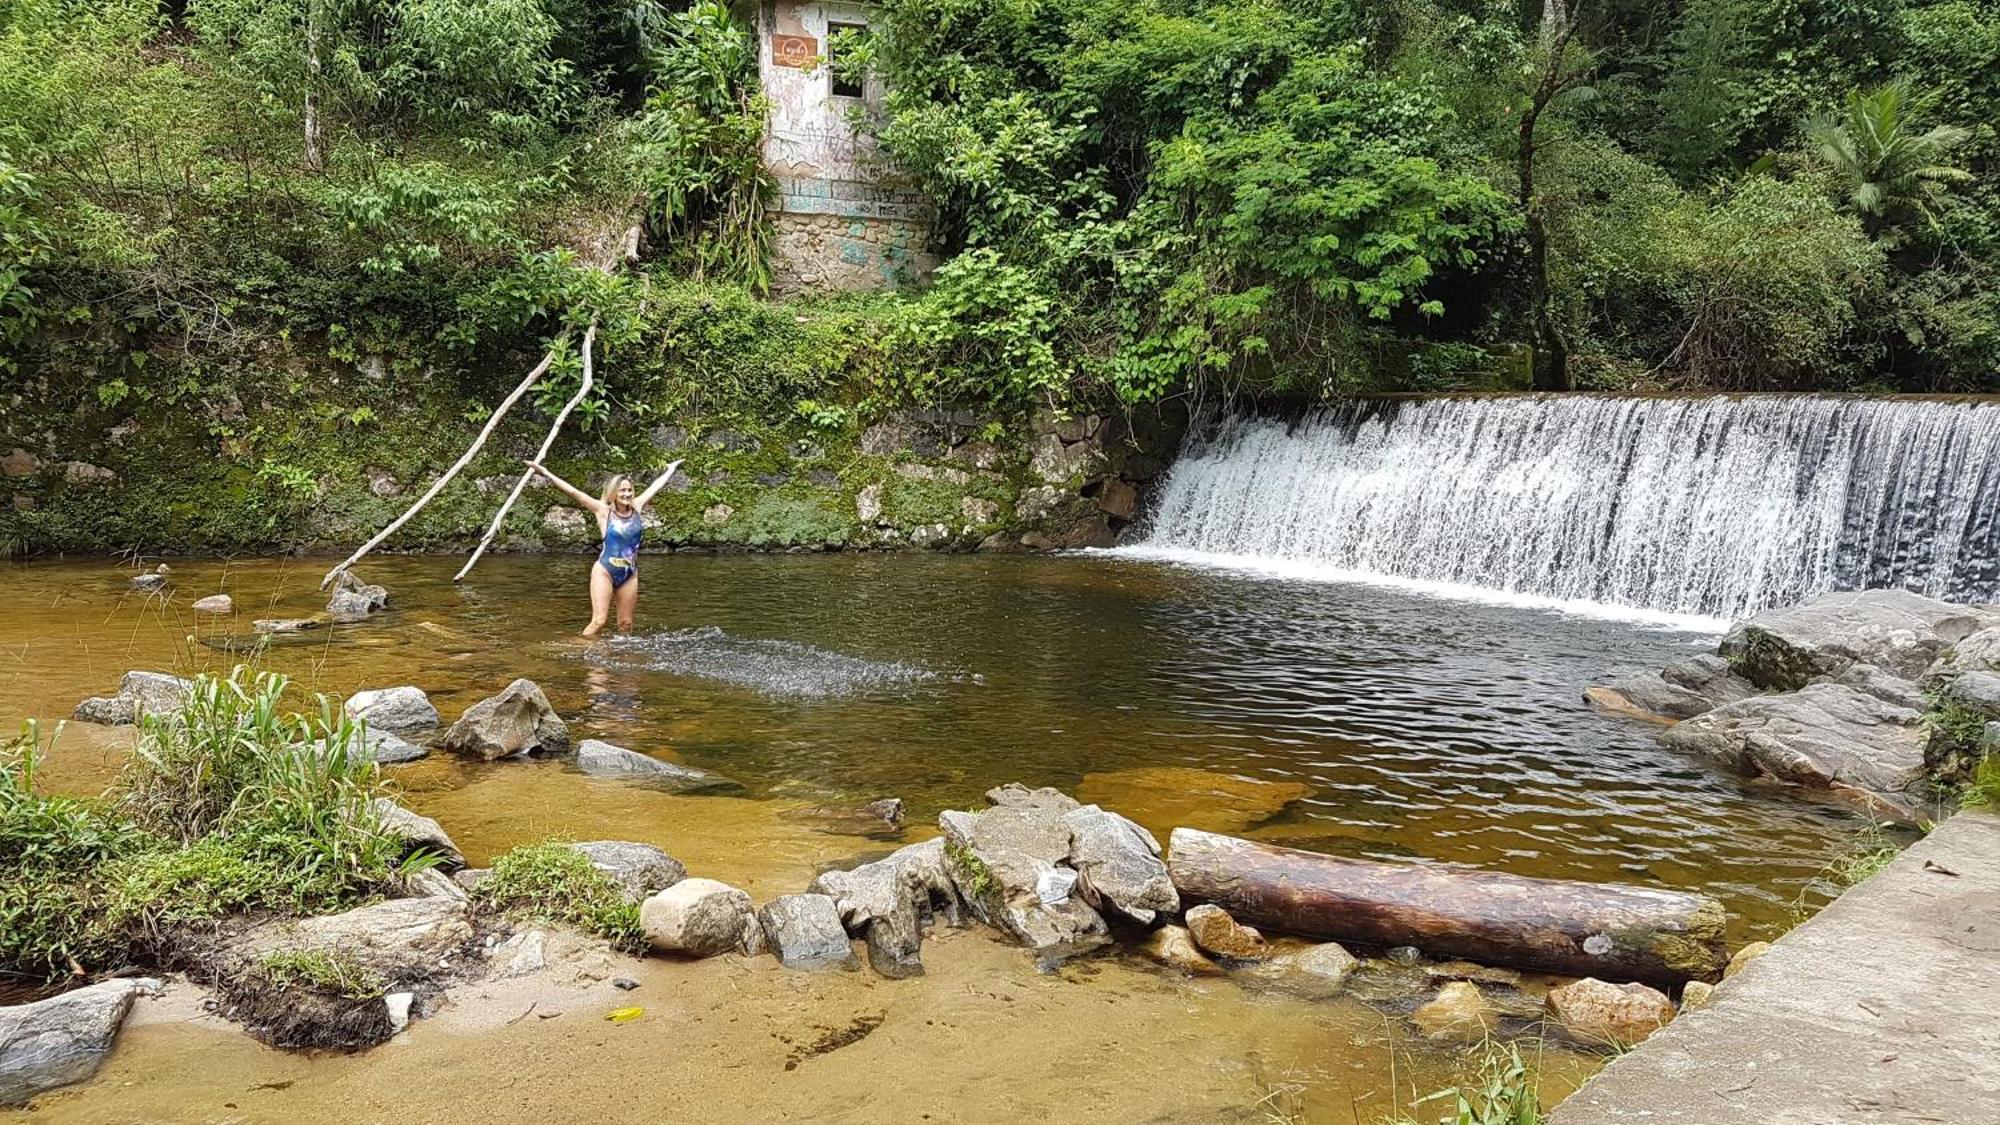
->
[1551,810,2000,1124]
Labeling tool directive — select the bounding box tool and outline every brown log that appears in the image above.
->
[1167,828,1727,985]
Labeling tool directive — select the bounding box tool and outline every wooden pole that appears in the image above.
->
[319,345,560,590]
[453,322,599,582]
[1167,828,1728,985]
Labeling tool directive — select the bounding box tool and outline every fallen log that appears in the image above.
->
[1167,828,1728,985]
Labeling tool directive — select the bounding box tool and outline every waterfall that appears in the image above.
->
[1125,395,2000,621]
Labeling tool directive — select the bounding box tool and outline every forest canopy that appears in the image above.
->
[2,0,1996,410]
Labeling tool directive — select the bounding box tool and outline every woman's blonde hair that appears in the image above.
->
[600,474,633,511]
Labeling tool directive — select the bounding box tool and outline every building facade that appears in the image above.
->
[754,0,938,294]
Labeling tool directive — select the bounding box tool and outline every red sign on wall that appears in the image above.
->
[772,35,817,68]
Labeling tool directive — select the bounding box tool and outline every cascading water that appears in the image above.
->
[1123,395,2000,622]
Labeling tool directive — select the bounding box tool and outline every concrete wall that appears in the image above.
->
[756,0,936,294]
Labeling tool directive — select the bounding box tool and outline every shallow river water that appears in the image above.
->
[0,553,1878,1122]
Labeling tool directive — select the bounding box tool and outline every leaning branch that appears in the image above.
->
[319,345,561,590]
[453,321,600,582]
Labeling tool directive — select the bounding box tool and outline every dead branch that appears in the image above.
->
[453,322,600,582]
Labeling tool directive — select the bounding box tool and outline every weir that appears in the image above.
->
[1128,395,2000,620]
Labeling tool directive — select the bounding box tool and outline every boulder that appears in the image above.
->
[325,570,389,623]
[756,894,858,970]
[807,837,962,934]
[1546,978,1675,1048]
[1061,804,1178,923]
[573,739,744,794]
[1720,589,2000,690]
[1921,625,2000,688]
[343,686,439,737]
[0,978,162,1107]
[129,571,167,593]
[1831,663,1924,710]
[1661,683,1929,821]
[1184,904,1269,961]
[938,797,1110,963]
[72,671,192,726]
[356,728,427,764]
[1247,942,1359,998]
[1413,981,1496,1042]
[863,906,925,979]
[640,878,756,959]
[567,841,685,902]
[192,594,234,615]
[397,867,467,901]
[439,679,569,760]
[1143,925,1223,976]
[371,798,463,869]
[237,897,473,979]
[985,783,1081,814]
[1585,654,1759,723]
[1940,670,2000,720]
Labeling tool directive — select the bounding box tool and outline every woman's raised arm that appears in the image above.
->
[633,460,686,510]
[526,460,605,514]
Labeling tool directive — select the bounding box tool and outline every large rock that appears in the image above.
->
[439,679,569,760]
[863,907,925,980]
[237,897,474,979]
[1546,978,1675,1048]
[1585,654,1760,723]
[344,686,439,737]
[939,795,1110,963]
[567,841,685,902]
[71,671,192,726]
[192,594,234,615]
[573,739,744,794]
[1940,670,2000,720]
[640,878,755,958]
[0,978,162,1107]
[1184,904,1270,961]
[1921,624,2000,687]
[371,798,464,869]
[1720,590,2000,690]
[1061,804,1179,924]
[356,728,427,764]
[325,570,389,623]
[1831,663,1924,710]
[1661,683,1929,821]
[756,894,858,970]
[807,837,962,933]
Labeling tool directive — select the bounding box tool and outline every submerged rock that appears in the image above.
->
[1547,978,1674,1048]
[439,678,569,760]
[567,841,685,902]
[1720,589,1999,690]
[371,798,464,869]
[1184,904,1269,962]
[1413,981,1497,1042]
[1142,925,1222,976]
[128,566,168,593]
[1661,682,1928,821]
[787,797,906,839]
[573,739,744,794]
[0,978,162,1107]
[1075,766,1312,835]
[1246,942,1359,998]
[253,617,322,634]
[325,570,389,623]
[640,878,756,959]
[71,670,191,726]
[192,593,234,615]
[1585,654,1759,723]
[757,894,858,970]
[344,686,439,737]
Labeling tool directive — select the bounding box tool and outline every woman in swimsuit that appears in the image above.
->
[525,459,682,637]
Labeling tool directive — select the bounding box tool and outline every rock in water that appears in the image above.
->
[1247,942,1359,998]
[1413,981,1497,1042]
[71,670,192,726]
[1061,804,1179,923]
[253,617,322,634]
[1184,904,1269,961]
[641,878,756,958]
[1142,925,1222,976]
[573,739,744,794]
[1661,683,1928,821]
[1585,654,1759,723]
[863,907,925,979]
[1075,766,1312,835]
[0,978,162,1107]
[128,567,168,593]
[344,686,439,736]
[192,594,234,615]
[1547,978,1675,1047]
[439,679,569,760]
[567,841,685,902]
[939,796,1110,963]
[325,570,389,623]
[757,894,859,970]
[1720,589,2000,690]
[371,798,463,869]
[807,837,963,934]
[357,728,427,764]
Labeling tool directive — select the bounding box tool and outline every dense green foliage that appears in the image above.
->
[0,671,420,983]
[1,0,1995,425]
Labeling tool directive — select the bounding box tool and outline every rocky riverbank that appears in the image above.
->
[1586,589,2000,821]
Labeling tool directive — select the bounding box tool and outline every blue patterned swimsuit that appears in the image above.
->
[598,508,643,589]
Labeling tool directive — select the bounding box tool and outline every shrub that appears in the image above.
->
[471,840,645,953]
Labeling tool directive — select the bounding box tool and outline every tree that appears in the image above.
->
[1518,3,1594,391]
[1806,82,1972,238]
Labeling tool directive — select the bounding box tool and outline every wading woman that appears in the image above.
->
[525,459,682,637]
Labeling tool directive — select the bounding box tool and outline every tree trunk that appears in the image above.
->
[1167,828,1728,985]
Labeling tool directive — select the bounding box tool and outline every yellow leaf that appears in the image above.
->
[605,1006,644,1024]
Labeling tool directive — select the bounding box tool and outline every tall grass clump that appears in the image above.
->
[1397,1041,1548,1125]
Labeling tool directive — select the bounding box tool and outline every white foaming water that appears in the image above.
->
[1125,395,2000,621]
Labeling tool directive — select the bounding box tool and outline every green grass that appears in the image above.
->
[1394,1041,1549,1125]
[470,841,645,954]
[1961,754,2000,810]
[256,948,388,1000]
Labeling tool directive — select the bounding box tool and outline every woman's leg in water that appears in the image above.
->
[614,571,638,632]
[583,562,613,637]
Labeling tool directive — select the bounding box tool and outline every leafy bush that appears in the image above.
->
[471,840,645,953]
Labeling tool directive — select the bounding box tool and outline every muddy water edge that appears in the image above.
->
[2,554,1878,1121]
